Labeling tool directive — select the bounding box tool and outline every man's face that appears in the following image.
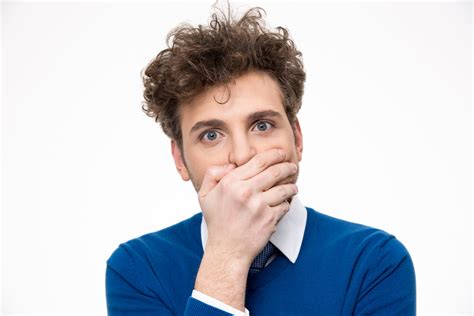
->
[171,70,303,192]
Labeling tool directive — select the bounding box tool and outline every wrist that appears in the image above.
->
[204,242,253,268]
[195,252,249,312]
[202,245,252,272]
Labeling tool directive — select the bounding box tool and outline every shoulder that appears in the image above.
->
[305,209,417,312]
[106,212,203,270]
[305,207,413,268]
[105,212,204,311]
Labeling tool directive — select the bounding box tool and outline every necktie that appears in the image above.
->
[248,242,276,274]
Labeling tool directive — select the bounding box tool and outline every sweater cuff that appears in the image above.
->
[191,289,250,315]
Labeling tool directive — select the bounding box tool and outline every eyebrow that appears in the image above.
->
[189,109,283,136]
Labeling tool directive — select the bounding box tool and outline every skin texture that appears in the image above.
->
[170,70,303,312]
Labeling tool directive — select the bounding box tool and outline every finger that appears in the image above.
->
[272,172,298,187]
[231,148,286,180]
[261,183,298,206]
[269,200,291,229]
[199,164,236,198]
[249,162,298,192]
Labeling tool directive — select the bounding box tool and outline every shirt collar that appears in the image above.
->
[200,195,307,263]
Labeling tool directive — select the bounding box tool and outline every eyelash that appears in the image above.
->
[199,120,275,142]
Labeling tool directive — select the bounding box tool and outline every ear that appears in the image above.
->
[171,140,190,181]
[293,118,303,162]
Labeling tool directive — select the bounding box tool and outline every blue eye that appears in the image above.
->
[253,121,273,132]
[202,130,219,142]
[199,121,272,143]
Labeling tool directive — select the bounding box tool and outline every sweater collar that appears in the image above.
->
[200,195,307,264]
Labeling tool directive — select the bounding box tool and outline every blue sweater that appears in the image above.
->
[105,207,416,315]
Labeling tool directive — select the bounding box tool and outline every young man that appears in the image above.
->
[105,6,416,315]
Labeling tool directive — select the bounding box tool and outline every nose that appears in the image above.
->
[228,134,256,167]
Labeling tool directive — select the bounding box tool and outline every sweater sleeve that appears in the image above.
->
[105,245,236,316]
[353,236,416,315]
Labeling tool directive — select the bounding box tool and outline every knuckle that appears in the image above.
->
[250,198,265,213]
[205,166,218,178]
[278,186,288,198]
[274,149,285,161]
[256,199,266,211]
[254,155,265,169]
[271,166,281,178]
[237,186,252,202]
[219,177,232,191]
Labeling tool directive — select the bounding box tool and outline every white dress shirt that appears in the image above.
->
[192,195,307,315]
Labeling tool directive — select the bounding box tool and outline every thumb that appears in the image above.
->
[199,163,236,198]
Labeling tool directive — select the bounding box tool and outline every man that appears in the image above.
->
[105,6,416,315]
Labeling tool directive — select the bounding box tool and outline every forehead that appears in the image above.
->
[179,71,285,126]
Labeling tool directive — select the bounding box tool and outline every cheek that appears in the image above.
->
[262,134,298,162]
[184,148,229,180]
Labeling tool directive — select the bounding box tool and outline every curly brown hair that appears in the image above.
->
[141,5,306,149]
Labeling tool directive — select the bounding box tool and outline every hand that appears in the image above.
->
[198,148,299,266]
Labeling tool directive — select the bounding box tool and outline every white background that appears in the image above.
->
[2,1,472,315]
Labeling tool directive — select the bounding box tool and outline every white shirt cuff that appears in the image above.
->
[192,289,250,315]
